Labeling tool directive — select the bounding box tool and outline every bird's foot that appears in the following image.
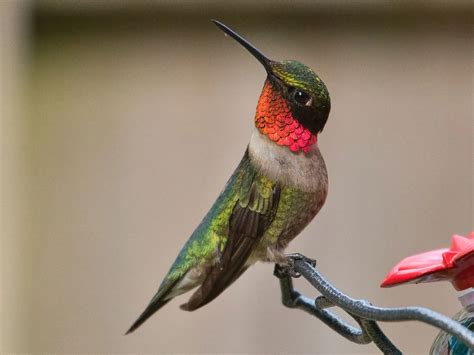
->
[286,253,316,278]
[286,253,317,267]
[273,263,291,279]
[274,253,316,278]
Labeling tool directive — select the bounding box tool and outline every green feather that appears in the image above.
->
[164,151,257,282]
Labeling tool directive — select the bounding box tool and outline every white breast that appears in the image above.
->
[248,129,327,192]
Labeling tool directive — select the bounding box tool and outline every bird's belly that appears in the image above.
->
[249,185,326,263]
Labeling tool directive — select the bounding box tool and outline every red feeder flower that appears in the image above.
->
[381,232,474,291]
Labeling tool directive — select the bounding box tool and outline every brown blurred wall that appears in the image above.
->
[1,1,473,353]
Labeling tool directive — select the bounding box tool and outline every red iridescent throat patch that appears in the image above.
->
[255,80,317,153]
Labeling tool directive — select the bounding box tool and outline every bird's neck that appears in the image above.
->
[255,80,317,154]
[248,129,326,192]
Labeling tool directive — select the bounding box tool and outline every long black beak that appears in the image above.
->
[212,20,273,74]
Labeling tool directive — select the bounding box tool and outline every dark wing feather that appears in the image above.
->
[181,169,281,311]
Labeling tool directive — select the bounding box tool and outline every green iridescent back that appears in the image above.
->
[165,154,254,281]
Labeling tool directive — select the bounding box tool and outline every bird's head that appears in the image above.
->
[213,20,330,153]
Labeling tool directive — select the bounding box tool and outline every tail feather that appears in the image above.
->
[125,297,171,334]
[126,277,181,334]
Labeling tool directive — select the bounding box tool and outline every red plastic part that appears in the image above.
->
[381,232,474,291]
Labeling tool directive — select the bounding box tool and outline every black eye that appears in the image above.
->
[293,90,311,105]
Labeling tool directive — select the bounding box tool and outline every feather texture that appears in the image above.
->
[181,155,281,311]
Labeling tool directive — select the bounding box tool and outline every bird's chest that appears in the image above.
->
[248,130,327,192]
[248,131,328,250]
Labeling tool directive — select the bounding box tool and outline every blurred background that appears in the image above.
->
[1,0,472,353]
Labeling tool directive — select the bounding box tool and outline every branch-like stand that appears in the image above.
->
[274,257,474,354]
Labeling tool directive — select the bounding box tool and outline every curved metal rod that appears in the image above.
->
[315,295,400,354]
[277,265,399,352]
[291,258,474,351]
[358,319,401,354]
[277,271,372,344]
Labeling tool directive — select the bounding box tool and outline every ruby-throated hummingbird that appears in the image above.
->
[126,20,330,334]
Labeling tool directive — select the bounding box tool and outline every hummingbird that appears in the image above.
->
[126,20,330,334]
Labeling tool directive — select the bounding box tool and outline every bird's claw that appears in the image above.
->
[286,258,303,278]
[274,253,316,279]
[273,263,290,279]
[286,253,316,266]
[274,259,301,278]
[287,253,317,277]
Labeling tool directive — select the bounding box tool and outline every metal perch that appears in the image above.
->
[274,256,474,354]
